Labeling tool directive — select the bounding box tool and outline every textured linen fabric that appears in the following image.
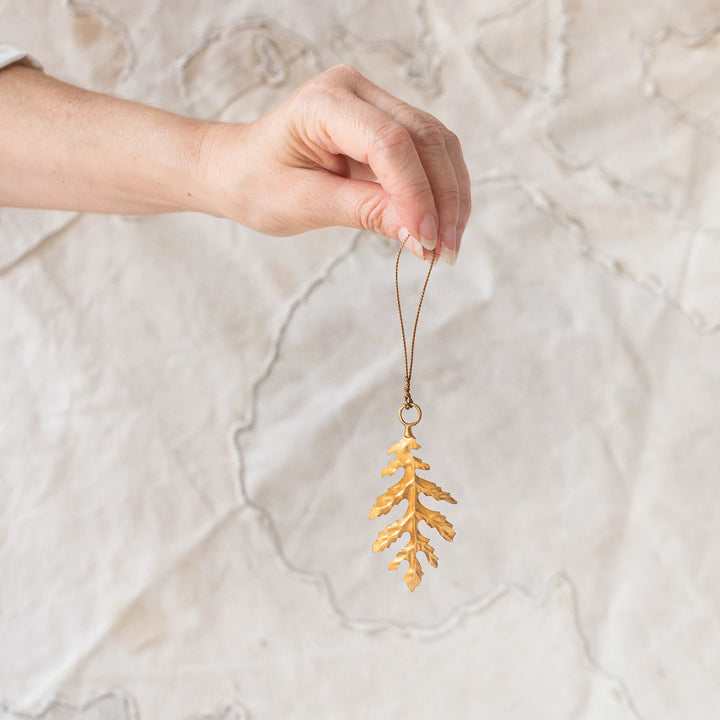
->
[2,2,720,720]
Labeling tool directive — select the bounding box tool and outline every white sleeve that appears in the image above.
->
[0,44,42,71]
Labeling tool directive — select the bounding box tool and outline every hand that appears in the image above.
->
[0,62,469,263]
[195,65,471,264]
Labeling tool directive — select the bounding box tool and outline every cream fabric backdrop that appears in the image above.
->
[1,1,720,718]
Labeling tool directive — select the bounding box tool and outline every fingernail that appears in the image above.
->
[440,225,455,253]
[419,215,438,251]
[455,225,464,257]
[440,244,457,266]
[437,224,457,266]
[399,227,425,260]
[407,235,425,260]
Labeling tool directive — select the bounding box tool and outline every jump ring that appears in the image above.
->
[398,403,422,428]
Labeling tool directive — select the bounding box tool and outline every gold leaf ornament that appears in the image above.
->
[370,403,457,591]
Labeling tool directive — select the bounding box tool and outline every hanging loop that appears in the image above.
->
[395,231,437,416]
[398,402,422,436]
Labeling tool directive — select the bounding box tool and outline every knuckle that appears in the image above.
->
[355,194,388,234]
[390,98,413,118]
[445,130,463,163]
[290,81,327,113]
[296,73,337,100]
[444,130,461,151]
[401,179,433,204]
[440,185,461,206]
[297,65,359,100]
[326,63,362,84]
[372,121,412,153]
[413,118,445,149]
[291,80,345,124]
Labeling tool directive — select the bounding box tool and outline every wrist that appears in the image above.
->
[164,116,217,215]
[189,120,252,223]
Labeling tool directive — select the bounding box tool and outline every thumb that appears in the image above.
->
[301,171,428,261]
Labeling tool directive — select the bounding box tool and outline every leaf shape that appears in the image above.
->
[381,458,403,477]
[403,562,423,591]
[387,541,413,570]
[416,476,458,504]
[388,436,420,454]
[372,513,411,553]
[415,530,438,567]
[370,431,456,590]
[416,502,456,542]
[369,475,412,518]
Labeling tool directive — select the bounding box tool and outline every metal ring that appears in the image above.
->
[398,403,422,427]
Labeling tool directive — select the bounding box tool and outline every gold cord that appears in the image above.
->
[395,232,438,410]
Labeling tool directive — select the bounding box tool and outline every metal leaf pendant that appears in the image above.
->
[370,404,457,591]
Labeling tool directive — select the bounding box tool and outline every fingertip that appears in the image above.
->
[398,226,427,261]
[438,228,458,265]
[407,235,426,261]
[411,236,441,264]
[440,225,455,253]
[456,224,464,255]
[419,214,438,251]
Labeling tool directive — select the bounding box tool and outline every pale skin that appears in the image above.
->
[0,62,470,264]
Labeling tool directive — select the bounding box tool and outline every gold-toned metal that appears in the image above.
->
[370,412,457,591]
[369,234,456,591]
[398,402,422,433]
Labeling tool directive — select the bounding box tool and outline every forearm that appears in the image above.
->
[0,63,211,215]
[0,63,470,262]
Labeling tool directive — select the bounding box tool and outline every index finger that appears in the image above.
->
[307,79,439,249]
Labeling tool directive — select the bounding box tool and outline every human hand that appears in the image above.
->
[195,65,471,264]
[0,61,469,263]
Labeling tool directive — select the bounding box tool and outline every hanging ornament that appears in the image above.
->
[369,231,457,591]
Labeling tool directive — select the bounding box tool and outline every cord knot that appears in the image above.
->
[403,375,413,409]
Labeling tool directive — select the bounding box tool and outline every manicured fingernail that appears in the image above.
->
[437,224,457,266]
[399,227,425,260]
[407,235,425,260]
[419,215,438,251]
[455,225,464,257]
[440,244,457,266]
[440,225,455,253]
